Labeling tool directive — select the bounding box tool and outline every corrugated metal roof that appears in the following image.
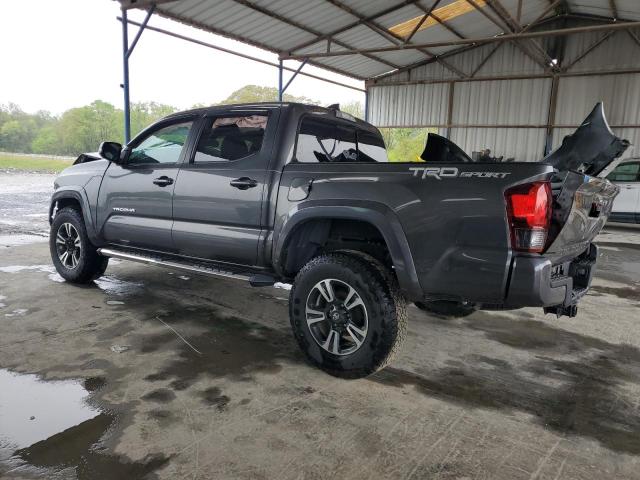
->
[120,0,640,81]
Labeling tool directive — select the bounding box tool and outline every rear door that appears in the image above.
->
[171,110,277,265]
[97,117,195,251]
[606,161,640,222]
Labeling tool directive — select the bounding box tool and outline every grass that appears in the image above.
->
[0,153,74,173]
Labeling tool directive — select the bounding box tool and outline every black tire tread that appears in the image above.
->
[290,252,407,378]
[49,206,108,284]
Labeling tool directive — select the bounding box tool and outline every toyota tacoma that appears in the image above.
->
[49,102,628,378]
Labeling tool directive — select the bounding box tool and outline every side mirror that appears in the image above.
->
[98,141,122,163]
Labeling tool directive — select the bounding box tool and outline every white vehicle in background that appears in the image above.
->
[605,159,640,224]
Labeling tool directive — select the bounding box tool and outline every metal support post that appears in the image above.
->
[282,58,308,94]
[122,8,131,144]
[278,59,284,102]
[121,5,155,143]
[364,89,369,122]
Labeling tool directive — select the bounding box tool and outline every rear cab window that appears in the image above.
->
[194,115,268,162]
[295,115,388,163]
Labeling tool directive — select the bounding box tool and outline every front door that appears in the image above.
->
[172,111,276,265]
[97,117,195,251]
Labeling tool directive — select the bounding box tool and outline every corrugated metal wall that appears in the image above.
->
[368,25,640,162]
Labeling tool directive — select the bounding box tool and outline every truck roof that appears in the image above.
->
[164,102,380,134]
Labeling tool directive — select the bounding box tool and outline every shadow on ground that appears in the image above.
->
[372,312,640,455]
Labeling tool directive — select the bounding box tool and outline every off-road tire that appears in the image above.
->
[414,300,475,318]
[289,252,407,379]
[50,207,109,284]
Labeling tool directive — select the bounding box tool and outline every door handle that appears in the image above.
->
[230,177,258,190]
[153,176,174,187]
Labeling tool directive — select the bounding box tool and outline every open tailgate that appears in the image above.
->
[543,103,629,259]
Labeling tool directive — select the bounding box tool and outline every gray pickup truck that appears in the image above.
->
[49,102,627,378]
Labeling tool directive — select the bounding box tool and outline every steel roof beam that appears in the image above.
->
[485,0,554,68]
[562,30,616,71]
[281,20,640,59]
[323,0,468,79]
[287,0,421,54]
[229,0,402,70]
[405,0,443,43]
[119,0,177,9]
[609,0,619,20]
[118,17,366,91]
[466,0,549,70]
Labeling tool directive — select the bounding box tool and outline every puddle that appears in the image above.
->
[94,275,144,296]
[0,369,100,450]
[0,264,66,284]
[4,308,27,317]
[273,282,292,291]
[0,235,47,247]
[0,369,169,479]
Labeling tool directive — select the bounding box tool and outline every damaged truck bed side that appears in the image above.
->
[49,102,628,378]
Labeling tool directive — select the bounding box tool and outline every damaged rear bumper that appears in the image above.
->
[505,244,598,317]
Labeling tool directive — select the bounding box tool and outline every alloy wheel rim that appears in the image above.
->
[305,278,368,356]
[55,222,81,269]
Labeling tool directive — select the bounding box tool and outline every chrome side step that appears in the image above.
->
[97,248,275,286]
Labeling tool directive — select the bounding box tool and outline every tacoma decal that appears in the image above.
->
[409,167,510,180]
[112,207,136,213]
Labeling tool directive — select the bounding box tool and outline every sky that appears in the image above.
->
[0,0,365,115]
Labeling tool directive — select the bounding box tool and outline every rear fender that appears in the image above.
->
[273,202,423,300]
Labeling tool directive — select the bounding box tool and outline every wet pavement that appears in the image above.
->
[0,173,52,247]
[0,172,640,479]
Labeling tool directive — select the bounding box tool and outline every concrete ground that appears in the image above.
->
[0,171,639,480]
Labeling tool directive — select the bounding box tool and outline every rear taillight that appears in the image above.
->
[505,182,552,253]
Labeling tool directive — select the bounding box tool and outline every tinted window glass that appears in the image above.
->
[357,129,388,163]
[195,115,268,162]
[607,162,640,182]
[296,117,357,163]
[129,121,192,165]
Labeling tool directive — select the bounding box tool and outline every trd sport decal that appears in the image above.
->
[409,167,511,180]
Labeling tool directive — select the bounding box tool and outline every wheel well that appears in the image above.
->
[51,197,82,222]
[281,219,392,277]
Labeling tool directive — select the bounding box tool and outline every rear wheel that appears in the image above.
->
[414,300,475,318]
[50,207,108,284]
[289,253,407,378]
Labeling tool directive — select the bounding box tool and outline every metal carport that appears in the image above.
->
[118,0,640,160]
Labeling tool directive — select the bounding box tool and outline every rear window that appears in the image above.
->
[194,115,267,162]
[295,116,387,163]
[607,162,640,182]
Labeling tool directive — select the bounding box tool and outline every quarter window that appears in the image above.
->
[128,121,192,165]
[195,115,268,162]
[295,116,387,163]
[607,162,640,182]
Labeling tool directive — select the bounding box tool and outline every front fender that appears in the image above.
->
[50,187,99,244]
[273,200,423,300]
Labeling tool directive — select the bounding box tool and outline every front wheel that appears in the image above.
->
[289,253,407,379]
[50,207,108,284]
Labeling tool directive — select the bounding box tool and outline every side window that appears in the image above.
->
[607,162,640,182]
[357,129,388,163]
[194,115,268,162]
[128,121,192,165]
[296,117,357,163]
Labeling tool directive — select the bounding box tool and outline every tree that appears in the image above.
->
[340,101,364,119]
[0,119,37,152]
[130,101,177,137]
[31,126,62,154]
[217,85,319,105]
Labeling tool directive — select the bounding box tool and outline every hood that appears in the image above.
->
[543,103,630,176]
